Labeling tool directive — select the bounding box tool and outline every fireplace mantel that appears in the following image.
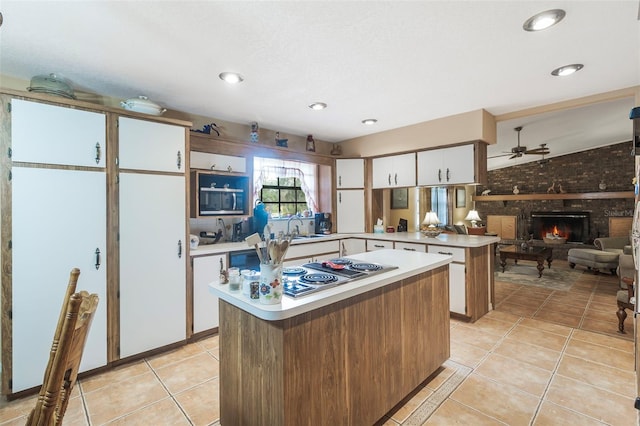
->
[473,191,634,202]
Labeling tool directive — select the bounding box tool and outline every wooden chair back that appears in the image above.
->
[25,268,99,426]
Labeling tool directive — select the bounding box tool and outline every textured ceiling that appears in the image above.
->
[0,1,638,169]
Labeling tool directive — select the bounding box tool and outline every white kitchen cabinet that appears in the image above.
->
[119,109,187,358]
[372,153,416,188]
[336,158,364,188]
[193,254,226,333]
[340,239,366,257]
[11,98,106,167]
[336,190,365,233]
[118,117,185,172]
[283,240,341,265]
[191,151,246,173]
[366,239,394,251]
[394,241,427,252]
[119,173,186,358]
[11,167,107,392]
[428,245,466,315]
[417,144,475,186]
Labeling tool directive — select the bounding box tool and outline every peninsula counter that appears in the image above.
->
[210,249,452,425]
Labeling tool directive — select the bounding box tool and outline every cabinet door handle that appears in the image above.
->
[178,240,183,258]
[339,192,342,203]
[374,244,385,248]
[341,242,346,256]
[95,142,101,164]
[388,173,391,185]
[227,165,232,172]
[446,168,450,182]
[94,248,101,270]
[438,169,442,182]
[438,251,453,256]
[403,247,416,251]
[177,151,182,170]
[210,164,216,170]
[394,173,398,185]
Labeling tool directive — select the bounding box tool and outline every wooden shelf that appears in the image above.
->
[473,191,634,202]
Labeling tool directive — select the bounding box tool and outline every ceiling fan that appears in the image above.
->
[490,126,551,159]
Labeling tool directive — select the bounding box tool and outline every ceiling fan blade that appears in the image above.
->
[525,148,550,155]
[488,153,515,159]
[508,153,519,160]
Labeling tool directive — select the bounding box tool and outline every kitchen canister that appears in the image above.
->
[228,267,241,292]
[242,270,259,298]
[259,263,283,304]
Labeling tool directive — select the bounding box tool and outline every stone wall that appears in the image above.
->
[475,141,635,242]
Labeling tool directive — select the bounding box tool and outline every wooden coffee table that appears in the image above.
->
[499,245,553,278]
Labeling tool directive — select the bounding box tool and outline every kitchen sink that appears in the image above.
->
[292,234,327,240]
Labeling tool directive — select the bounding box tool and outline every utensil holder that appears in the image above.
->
[259,263,283,304]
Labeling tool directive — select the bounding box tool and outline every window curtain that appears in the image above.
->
[253,157,319,213]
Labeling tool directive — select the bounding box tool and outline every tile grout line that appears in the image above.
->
[145,358,196,426]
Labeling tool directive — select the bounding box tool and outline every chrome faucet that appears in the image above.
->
[287,216,304,236]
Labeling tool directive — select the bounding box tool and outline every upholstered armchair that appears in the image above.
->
[594,236,631,255]
[616,249,635,333]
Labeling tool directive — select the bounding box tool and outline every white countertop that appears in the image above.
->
[209,249,452,321]
[191,232,500,256]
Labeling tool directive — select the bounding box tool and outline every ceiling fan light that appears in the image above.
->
[551,64,583,76]
[523,9,566,31]
[362,119,377,125]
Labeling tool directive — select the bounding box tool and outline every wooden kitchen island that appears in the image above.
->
[210,249,452,425]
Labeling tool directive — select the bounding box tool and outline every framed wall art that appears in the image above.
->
[391,188,408,209]
[455,187,466,208]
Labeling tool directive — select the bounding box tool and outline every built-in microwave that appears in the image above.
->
[191,171,249,216]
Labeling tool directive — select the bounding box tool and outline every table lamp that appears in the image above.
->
[422,211,442,237]
[464,209,482,228]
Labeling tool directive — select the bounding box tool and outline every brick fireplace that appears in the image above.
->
[530,211,590,243]
[475,142,634,258]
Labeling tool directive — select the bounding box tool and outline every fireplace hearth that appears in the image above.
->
[531,211,590,243]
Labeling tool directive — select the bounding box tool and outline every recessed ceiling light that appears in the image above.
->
[308,102,327,110]
[551,64,584,76]
[523,9,566,31]
[362,119,377,125]
[218,72,244,84]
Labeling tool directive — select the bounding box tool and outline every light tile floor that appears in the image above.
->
[1,260,637,425]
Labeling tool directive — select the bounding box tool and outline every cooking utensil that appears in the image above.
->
[27,73,76,99]
[245,233,264,263]
[263,224,272,263]
[120,95,167,115]
[322,261,345,270]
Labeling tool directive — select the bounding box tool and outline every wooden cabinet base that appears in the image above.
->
[219,266,450,425]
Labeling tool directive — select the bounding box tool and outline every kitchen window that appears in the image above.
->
[431,187,448,225]
[253,157,319,217]
[260,177,308,217]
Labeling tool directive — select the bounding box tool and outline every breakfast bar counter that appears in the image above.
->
[210,249,452,425]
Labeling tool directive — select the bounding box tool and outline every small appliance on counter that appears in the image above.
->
[314,213,332,234]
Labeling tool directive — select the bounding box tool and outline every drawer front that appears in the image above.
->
[285,240,341,260]
[394,242,427,252]
[367,239,394,251]
[427,245,466,262]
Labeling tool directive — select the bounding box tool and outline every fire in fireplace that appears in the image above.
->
[530,211,590,243]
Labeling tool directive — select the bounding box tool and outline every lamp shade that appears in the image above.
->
[464,210,482,222]
[422,211,441,227]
